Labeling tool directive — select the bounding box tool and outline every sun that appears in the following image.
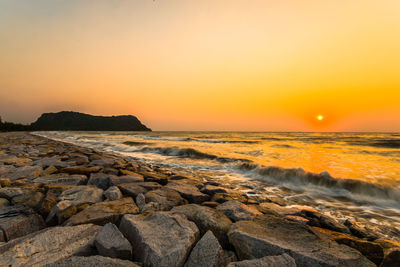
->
[317,115,324,121]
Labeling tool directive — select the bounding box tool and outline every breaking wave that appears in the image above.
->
[134,135,259,144]
[236,163,400,206]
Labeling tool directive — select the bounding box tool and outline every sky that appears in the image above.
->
[0,0,399,131]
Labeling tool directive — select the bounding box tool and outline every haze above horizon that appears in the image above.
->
[0,1,399,131]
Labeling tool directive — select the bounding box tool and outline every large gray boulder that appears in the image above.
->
[59,185,104,205]
[7,165,43,180]
[144,187,188,211]
[119,212,200,267]
[166,181,210,203]
[171,204,232,248]
[44,255,140,267]
[88,173,112,190]
[104,186,123,201]
[94,223,132,260]
[228,214,375,267]
[227,254,297,267]
[0,224,101,266]
[64,197,139,226]
[216,200,262,222]
[34,174,87,186]
[118,183,149,198]
[184,230,225,267]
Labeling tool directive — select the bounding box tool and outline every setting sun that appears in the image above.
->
[317,115,324,121]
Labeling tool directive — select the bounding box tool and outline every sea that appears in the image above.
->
[36,131,400,239]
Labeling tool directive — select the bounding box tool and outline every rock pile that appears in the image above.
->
[0,132,398,266]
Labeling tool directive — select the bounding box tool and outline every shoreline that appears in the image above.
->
[0,132,398,266]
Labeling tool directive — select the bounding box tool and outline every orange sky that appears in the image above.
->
[0,1,399,131]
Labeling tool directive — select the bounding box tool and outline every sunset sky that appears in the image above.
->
[0,1,399,131]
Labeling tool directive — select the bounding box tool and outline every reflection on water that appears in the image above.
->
[36,131,400,238]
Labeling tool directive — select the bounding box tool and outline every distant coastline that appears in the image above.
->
[0,111,151,132]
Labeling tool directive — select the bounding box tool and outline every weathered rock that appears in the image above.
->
[38,191,58,217]
[118,183,149,198]
[104,186,123,201]
[313,227,384,266]
[44,255,140,267]
[140,171,169,185]
[34,173,87,186]
[0,187,25,199]
[212,192,247,204]
[299,208,350,234]
[45,184,74,197]
[46,200,79,225]
[12,191,44,208]
[88,173,112,190]
[228,214,375,266]
[90,158,115,167]
[8,165,43,180]
[0,224,101,266]
[0,206,45,241]
[166,181,210,204]
[201,184,227,196]
[145,187,188,211]
[216,200,262,222]
[64,197,139,226]
[59,185,104,205]
[94,223,132,260]
[0,178,11,187]
[224,250,238,265]
[380,249,400,267]
[171,204,232,248]
[110,174,144,185]
[202,201,220,208]
[43,165,58,175]
[0,156,32,166]
[34,156,68,168]
[119,212,200,267]
[227,253,297,267]
[184,230,225,267]
[0,198,9,207]
[257,202,302,216]
[133,181,163,191]
[136,193,146,211]
[61,166,102,175]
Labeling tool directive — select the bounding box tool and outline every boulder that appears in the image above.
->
[0,156,32,166]
[0,206,46,241]
[299,208,350,234]
[227,253,296,267]
[184,230,225,267]
[380,249,400,267]
[34,173,87,186]
[216,200,262,222]
[88,173,112,190]
[61,166,102,175]
[136,193,146,211]
[119,212,200,267]
[44,255,140,267]
[0,224,101,266]
[95,223,132,260]
[144,187,188,211]
[228,214,375,266]
[118,183,149,198]
[64,197,139,226]
[43,165,58,175]
[200,184,227,196]
[313,227,384,266]
[8,165,43,180]
[59,185,104,205]
[38,191,58,217]
[46,200,81,225]
[109,175,144,186]
[257,202,303,216]
[211,192,247,204]
[0,178,11,187]
[33,156,68,168]
[166,181,210,204]
[0,187,25,200]
[104,186,123,201]
[140,171,169,185]
[11,191,44,208]
[171,204,232,248]
[0,198,9,207]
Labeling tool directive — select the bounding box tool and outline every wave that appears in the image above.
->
[122,141,150,146]
[235,163,400,205]
[137,146,251,163]
[133,135,259,144]
[347,139,400,149]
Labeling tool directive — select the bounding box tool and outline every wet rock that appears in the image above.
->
[300,208,350,234]
[119,212,200,267]
[118,183,148,198]
[211,192,247,204]
[109,175,144,186]
[34,173,87,185]
[216,200,262,222]
[140,171,169,185]
[44,255,140,267]
[104,186,123,201]
[64,197,139,226]
[94,223,132,260]
[0,198,9,207]
[380,249,400,267]
[313,227,384,266]
[61,166,103,175]
[166,181,210,204]
[59,185,104,205]
[200,184,227,196]
[228,214,374,266]
[257,202,302,216]
[344,219,373,239]
[88,173,112,190]
[171,204,232,248]
[0,224,101,266]
[144,187,188,211]
[227,253,297,267]
[8,165,42,180]
[12,191,44,208]
[0,206,45,241]
[184,230,225,267]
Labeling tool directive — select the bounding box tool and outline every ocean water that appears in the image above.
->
[37,131,400,237]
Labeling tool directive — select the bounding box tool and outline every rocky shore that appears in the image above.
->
[0,132,399,267]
